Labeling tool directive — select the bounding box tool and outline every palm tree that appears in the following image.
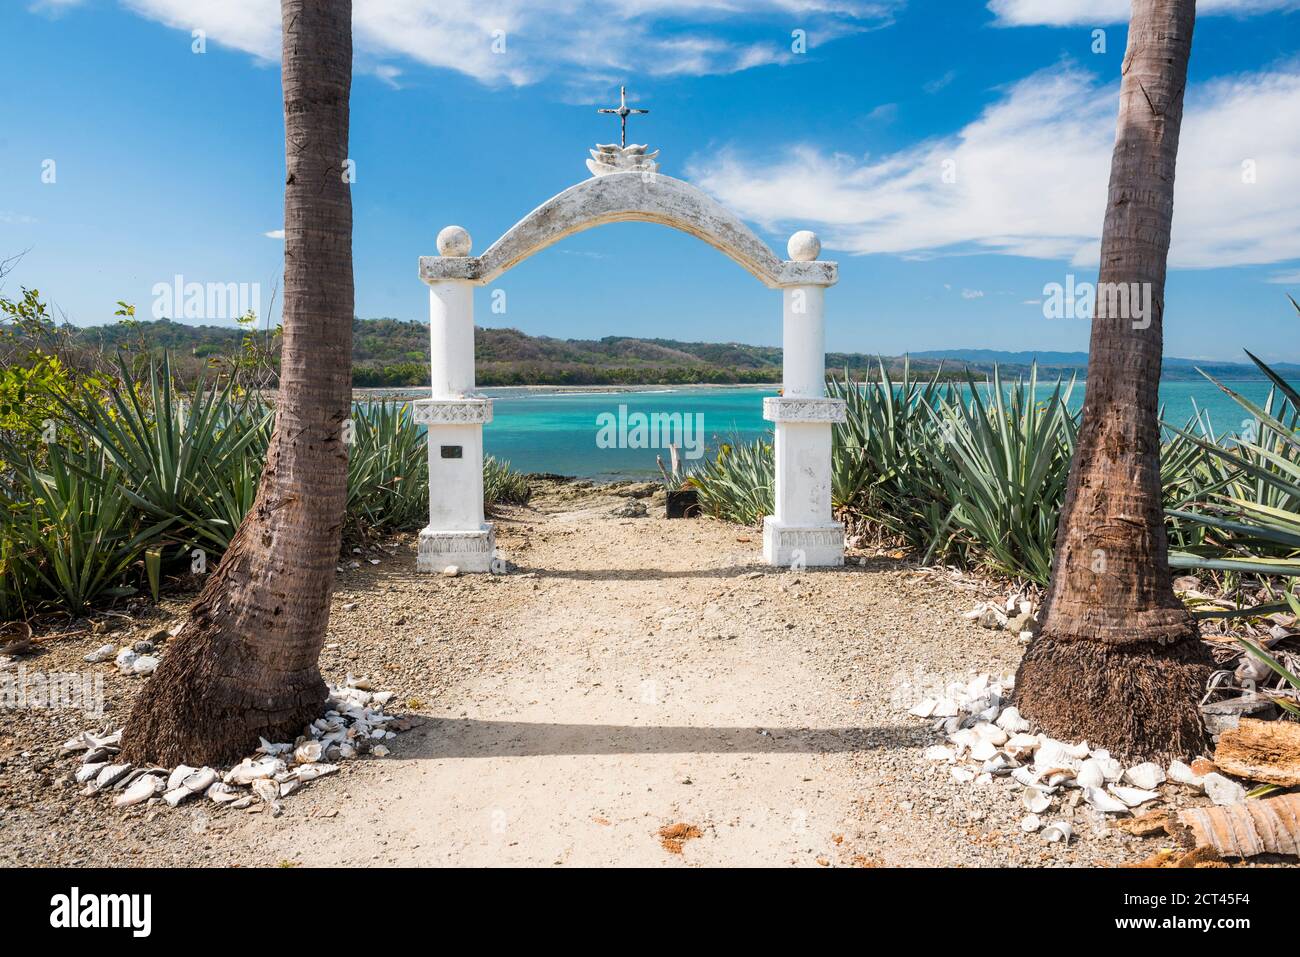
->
[121,0,354,767]
[1013,0,1212,760]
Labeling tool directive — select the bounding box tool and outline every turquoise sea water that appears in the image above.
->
[374,380,1286,481]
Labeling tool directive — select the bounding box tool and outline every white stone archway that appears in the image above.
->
[415,153,845,573]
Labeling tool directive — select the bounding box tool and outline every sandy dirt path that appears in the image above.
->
[5,481,1165,868]
[248,483,1021,867]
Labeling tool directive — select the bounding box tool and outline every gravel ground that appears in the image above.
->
[0,478,1247,867]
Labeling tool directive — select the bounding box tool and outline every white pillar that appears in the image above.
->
[429,282,476,397]
[762,231,845,568]
[415,225,495,574]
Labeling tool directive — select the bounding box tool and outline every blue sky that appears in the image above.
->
[2,0,1298,360]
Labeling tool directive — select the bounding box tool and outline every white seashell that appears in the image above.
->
[1167,760,1205,790]
[948,728,978,750]
[1065,741,1091,760]
[1075,758,1105,790]
[969,739,999,762]
[251,778,280,803]
[76,762,106,783]
[1034,739,1077,773]
[1124,762,1166,790]
[131,655,159,675]
[1024,791,1051,814]
[257,738,293,755]
[1094,756,1124,783]
[1020,814,1042,832]
[1011,767,1039,788]
[1042,821,1073,843]
[115,648,137,671]
[983,753,1018,774]
[963,604,986,620]
[923,745,955,762]
[976,704,1001,724]
[1004,732,1039,757]
[1045,771,1075,788]
[1202,772,1246,806]
[972,722,1008,746]
[974,772,992,785]
[371,745,390,757]
[372,691,395,707]
[966,673,990,697]
[61,731,93,753]
[94,763,133,791]
[287,763,338,782]
[294,741,323,764]
[909,699,936,718]
[1108,785,1159,808]
[995,706,1030,733]
[932,698,960,718]
[279,780,300,798]
[206,782,242,803]
[224,757,284,785]
[163,786,194,808]
[168,765,196,791]
[84,644,117,663]
[1083,786,1130,814]
[182,767,217,793]
[115,774,164,808]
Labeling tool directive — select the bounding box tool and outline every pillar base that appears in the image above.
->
[762,517,844,568]
[417,524,495,574]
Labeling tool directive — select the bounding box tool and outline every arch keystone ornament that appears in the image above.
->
[418,97,845,571]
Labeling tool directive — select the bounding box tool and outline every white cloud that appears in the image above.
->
[92,1,899,86]
[923,69,956,94]
[28,0,85,15]
[263,229,284,239]
[1267,269,1300,284]
[689,64,1300,270]
[961,288,984,299]
[987,0,1300,27]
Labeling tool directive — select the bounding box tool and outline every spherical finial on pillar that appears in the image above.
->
[437,225,472,257]
[787,230,821,262]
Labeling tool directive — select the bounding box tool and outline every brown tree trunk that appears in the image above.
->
[121,0,354,767]
[1013,0,1212,762]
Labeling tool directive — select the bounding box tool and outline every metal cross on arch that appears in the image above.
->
[596,85,648,148]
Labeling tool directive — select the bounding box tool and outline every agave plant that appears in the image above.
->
[690,434,773,527]
[920,366,1077,583]
[3,443,171,614]
[346,400,428,538]
[483,454,532,507]
[1237,589,1300,718]
[1167,348,1300,592]
[826,358,951,544]
[60,354,273,556]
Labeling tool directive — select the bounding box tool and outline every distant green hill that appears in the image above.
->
[50,318,1288,386]
[910,348,1299,381]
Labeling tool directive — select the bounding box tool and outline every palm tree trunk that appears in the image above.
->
[121,0,353,767]
[1013,0,1212,761]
